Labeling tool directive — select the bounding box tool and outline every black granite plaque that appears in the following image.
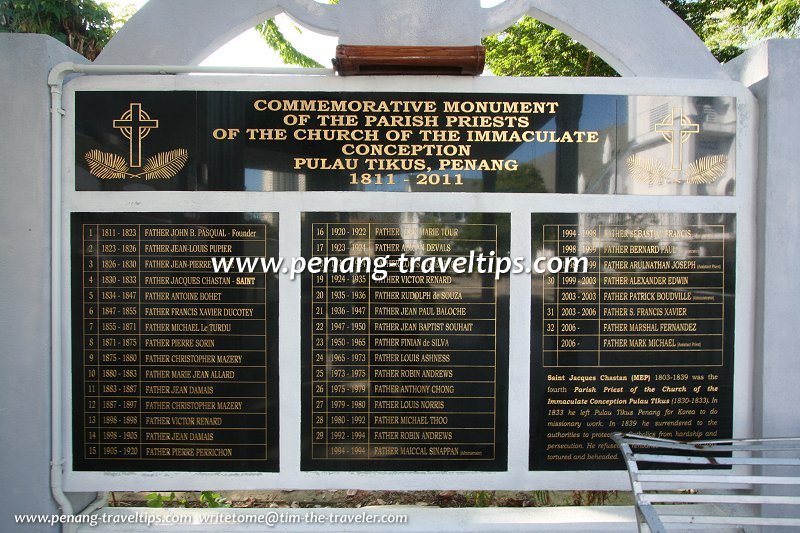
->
[75,92,735,195]
[530,213,735,470]
[300,212,509,470]
[72,212,279,471]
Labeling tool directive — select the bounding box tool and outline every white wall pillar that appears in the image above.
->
[0,34,93,531]
[726,39,800,439]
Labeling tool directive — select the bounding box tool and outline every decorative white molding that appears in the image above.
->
[97,0,727,79]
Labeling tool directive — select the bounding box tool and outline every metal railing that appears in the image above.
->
[612,432,800,532]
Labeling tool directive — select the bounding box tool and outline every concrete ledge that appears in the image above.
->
[75,506,637,532]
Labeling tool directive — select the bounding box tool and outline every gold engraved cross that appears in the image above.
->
[113,103,159,168]
[655,107,699,171]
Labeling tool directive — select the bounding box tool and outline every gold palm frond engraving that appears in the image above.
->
[626,154,669,186]
[141,149,189,180]
[84,149,188,180]
[687,155,728,185]
[85,149,128,180]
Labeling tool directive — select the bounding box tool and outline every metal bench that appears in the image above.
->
[612,433,800,532]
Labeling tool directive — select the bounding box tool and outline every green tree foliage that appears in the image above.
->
[482,16,616,77]
[256,18,325,68]
[484,0,800,77]
[0,0,116,60]
[746,0,800,36]
[257,0,338,68]
[704,0,800,60]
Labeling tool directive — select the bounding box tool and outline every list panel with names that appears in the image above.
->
[301,212,509,471]
[72,212,279,471]
[530,213,735,471]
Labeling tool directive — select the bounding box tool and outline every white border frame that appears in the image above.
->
[61,74,756,491]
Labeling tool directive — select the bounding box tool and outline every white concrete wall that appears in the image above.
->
[0,34,92,532]
[726,39,800,529]
[726,40,800,440]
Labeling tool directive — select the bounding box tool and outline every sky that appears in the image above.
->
[111,0,505,67]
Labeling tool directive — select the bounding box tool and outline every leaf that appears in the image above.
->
[626,154,669,186]
[140,148,188,180]
[144,492,165,508]
[85,149,129,179]
[687,154,728,184]
[199,491,230,508]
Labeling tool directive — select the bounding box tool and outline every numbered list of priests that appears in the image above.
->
[73,213,279,471]
[530,213,735,470]
[302,213,509,471]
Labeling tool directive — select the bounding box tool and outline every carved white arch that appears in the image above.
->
[97,0,728,79]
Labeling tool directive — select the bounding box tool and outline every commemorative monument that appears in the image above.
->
[1,0,798,530]
[69,88,738,476]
